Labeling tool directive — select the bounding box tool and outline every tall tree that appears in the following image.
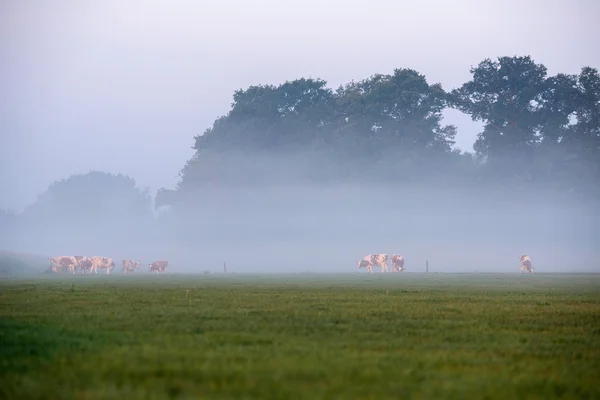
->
[334,68,456,157]
[558,67,600,195]
[451,56,550,166]
[178,78,337,190]
[22,171,153,235]
[193,78,336,153]
[452,56,600,198]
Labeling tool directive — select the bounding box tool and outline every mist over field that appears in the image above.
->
[2,76,600,275]
[1,153,599,274]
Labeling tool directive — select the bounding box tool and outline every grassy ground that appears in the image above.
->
[1,273,599,400]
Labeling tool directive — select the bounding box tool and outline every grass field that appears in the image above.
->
[1,273,599,399]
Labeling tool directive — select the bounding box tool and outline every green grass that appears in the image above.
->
[1,273,599,399]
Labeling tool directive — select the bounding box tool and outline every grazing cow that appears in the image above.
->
[520,255,534,273]
[357,254,389,273]
[48,256,78,274]
[88,256,116,275]
[149,260,168,273]
[122,259,141,273]
[391,254,405,272]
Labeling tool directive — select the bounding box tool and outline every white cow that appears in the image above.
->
[88,256,116,274]
[48,256,77,274]
[122,259,141,273]
[391,254,405,272]
[149,260,168,273]
[357,254,389,273]
[520,255,534,273]
[74,256,92,274]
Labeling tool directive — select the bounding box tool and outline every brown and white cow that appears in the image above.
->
[149,260,168,273]
[357,254,389,273]
[520,255,534,273]
[73,256,92,274]
[391,254,405,272]
[48,256,78,274]
[88,256,116,274]
[122,259,141,273]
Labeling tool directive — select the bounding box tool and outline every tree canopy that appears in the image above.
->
[172,56,599,204]
[450,56,600,192]
[6,54,600,221]
[23,171,152,222]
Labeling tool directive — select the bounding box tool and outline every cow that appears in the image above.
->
[122,259,141,273]
[73,256,92,274]
[357,254,388,273]
[149,260,168,273]
[48,256,78,274]
[88,256,116,275]
[520,255,534,273]
[391,254,405,272]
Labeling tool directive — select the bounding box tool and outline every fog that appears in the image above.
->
[2,1,599,275]
[2,148,598,275]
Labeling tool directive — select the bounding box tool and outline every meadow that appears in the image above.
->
[1,273,599,399]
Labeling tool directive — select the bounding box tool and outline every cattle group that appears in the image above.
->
[358,253,535,273]
[48,253,534,274]
[48,256,168,274]
[357,254,405,273]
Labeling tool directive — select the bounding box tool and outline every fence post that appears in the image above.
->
[224,262,227,273]
[426,260,428,273]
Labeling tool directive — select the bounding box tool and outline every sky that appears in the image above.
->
[1,0,598,211]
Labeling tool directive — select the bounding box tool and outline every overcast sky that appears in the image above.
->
[1,0,598,211]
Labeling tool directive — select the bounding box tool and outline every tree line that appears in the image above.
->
[169,55,599,204]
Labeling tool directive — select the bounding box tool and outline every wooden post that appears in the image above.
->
[223,262,227,273]
[426,260,429,273]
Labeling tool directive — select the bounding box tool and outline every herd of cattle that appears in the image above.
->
[48,256,168,274]
[357,254,407,273]
[357,254,535,273]
[48,254,535,274]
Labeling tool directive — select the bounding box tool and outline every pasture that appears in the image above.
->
[1,273,599,399]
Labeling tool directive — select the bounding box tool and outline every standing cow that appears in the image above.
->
[391,254,405,272]
[48,256,78,274]
[149,260,168,273]
[520,255,534,273]
[88,256,116,274]
[74,256,92,274]
[122,259,141,273]
[357,254,389,273]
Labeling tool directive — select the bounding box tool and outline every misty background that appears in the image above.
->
[1,0,599,273]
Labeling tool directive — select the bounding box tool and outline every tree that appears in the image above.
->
[451,56,551,166]
[19,171,154,252]
[24,171,151,220]
[334,68,456,154]
[179,69,459,191]
[451,56,600,199]
[557,67,600,196]
[330,68,458,182]
[193,78,336,153]
[0,172,153,254]
[178,78,337,190]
